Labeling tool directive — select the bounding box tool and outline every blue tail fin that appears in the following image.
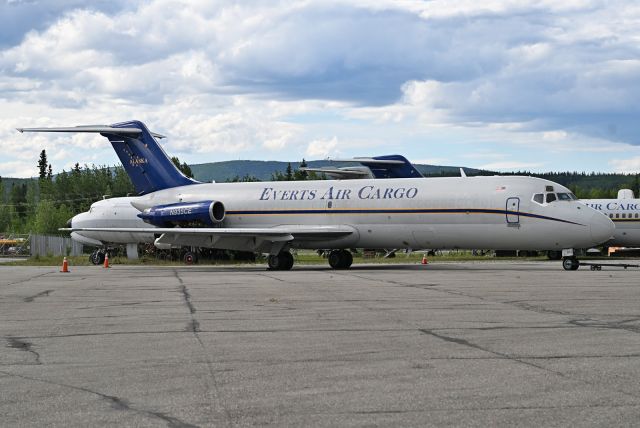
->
[105,120,199,194]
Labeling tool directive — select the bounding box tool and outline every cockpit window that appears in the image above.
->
[546,193,557,203]
[557,193,572,201]
[533,194,544,204]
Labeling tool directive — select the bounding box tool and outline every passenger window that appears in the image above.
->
[546,193,557,203]
[615,213,620,218]
[609,213,614,218]
[557,193,571,201]
[533,194,544,204]
[622,213,626,219]
[636,213,639,219]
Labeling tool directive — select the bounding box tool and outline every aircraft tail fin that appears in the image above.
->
[18,120,199,195]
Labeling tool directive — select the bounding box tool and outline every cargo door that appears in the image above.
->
[506,197,520,224]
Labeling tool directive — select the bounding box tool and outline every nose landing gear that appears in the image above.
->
[89,249,107,265]
[562,257,580,271]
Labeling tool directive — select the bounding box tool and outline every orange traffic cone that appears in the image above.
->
[103,253,110,269]
[421,254,428,265]
[60,257,70,273]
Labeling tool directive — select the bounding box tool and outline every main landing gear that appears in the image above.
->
[328,250,353,270]
[267,251,294,271]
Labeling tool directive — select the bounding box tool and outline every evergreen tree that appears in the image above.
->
[294,158,309,180]
[285,163,293,181]
[171,156,194,178]
[38,150,48,179]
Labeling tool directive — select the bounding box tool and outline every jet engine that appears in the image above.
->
[138,200,225,227]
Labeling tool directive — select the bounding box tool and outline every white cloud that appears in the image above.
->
[306,137,339,158]
[609,157,640,174]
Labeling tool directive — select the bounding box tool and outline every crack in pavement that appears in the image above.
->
[5,337,41,364]
[173,269,232,427]
[417,329,558,373]
[0,369,197,428]
[23,289,54,303]
[569,318,640,334]
[4,271,53,287]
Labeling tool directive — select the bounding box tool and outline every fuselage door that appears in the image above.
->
[506,197,520,224]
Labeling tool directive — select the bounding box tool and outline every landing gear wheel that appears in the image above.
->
[328,250,353,269]
[90,251,105,265]
[280,252,294,270]
[562,257,580,271]
[183,251,198,265]
[267,252,294,271]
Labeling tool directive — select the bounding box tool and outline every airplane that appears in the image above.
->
[18,120,615,271]
[582,189,640,247]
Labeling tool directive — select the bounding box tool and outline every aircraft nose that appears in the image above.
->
[589,211,615,245]
[66,217,73,228]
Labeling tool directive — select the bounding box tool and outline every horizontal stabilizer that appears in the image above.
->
[17,125,166,139]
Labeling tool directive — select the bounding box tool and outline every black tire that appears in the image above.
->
[328,250,352,269]
[92,251,106,265]
[342,250,353,269]
[279,252,294,270]
[267,252,293,270]
[562,257,579,271]
[328,250,343,269]
[267,254,280,270]
[89,252,100,265]
[183,251,197,265]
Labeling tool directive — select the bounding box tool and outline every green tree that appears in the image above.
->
[32,200,74,234]
[37,150,48,179]
[294,158,309,180]
[171,156,194,178]
[285,163,293,181]
[0,178,9,232]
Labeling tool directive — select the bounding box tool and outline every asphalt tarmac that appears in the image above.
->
[1,261,640,427]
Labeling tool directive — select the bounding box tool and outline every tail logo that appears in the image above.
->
[130,155,148,166]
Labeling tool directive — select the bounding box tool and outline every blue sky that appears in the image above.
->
[1,0,640,177]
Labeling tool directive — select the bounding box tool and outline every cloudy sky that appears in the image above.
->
[1,0,639,178]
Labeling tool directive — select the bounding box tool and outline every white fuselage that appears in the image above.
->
[582,198,640,247]
[82,175,612,252]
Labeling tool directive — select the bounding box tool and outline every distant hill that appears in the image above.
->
[189,160,485,182]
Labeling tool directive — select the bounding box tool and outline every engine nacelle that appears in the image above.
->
[138,200,225,228]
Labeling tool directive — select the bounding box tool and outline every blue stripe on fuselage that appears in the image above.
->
[225,208,584,226]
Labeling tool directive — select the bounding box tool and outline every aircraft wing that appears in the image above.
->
[61,225,355,254]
